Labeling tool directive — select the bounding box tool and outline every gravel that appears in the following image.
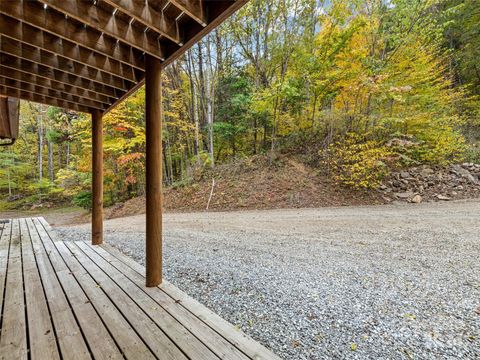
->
[55,200,480,359]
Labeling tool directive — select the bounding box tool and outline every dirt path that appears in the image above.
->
[68,198,480,237]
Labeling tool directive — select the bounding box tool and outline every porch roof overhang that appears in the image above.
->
[0,0,247,115]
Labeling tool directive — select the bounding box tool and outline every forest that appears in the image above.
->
[0,0,479,210]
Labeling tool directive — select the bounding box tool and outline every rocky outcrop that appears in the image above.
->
[379,163,480,203]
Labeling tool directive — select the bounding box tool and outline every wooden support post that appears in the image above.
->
[91,109,103,245]
[145,55,163,287]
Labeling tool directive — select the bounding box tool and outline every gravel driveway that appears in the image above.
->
[55,200,480,359]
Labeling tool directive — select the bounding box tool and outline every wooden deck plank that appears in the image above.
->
[34,225,155,360]
[0,218,279,360]
[0,219,11,330]
[25,218,91,360]
[30,218,123,360]
[98,243,281,360]
[19,218,60,360]
[61,240,189,360]
[0,219,28,359]
[83,241,251,360]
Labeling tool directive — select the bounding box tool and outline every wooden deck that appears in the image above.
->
[0,218,279,360]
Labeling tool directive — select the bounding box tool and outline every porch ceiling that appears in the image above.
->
[0,0,247,115]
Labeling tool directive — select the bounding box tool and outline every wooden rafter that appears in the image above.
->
[0,37,132,92]
[0,0,145,70]
[0,14,141,82]
[102,0,182,45]
[0,78,106,111]
[0,86,93,114]
[0,67,115,106]
[0,0,248,114]
[0,54,123,99]
[39,0,169,61]
[170,0,207,26]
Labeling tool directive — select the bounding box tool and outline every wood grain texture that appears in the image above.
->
[0,220,28,360]
[0,54,122,99]
[0,0,145,70]
[102,0,181,44]
[0,13,141,82]
[39,0,167,60]
[92,110,104,245]
[0,78,106,111]
[0,0,248,114]
[145,55,163,287]
[25,218,91,360]
[0,67,114,106]
[85,242,250,360]
[0,37,132,91]
[19,219,60,360]
[0,86,92,114]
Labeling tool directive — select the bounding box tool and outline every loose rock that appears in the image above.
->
[379,163,480,203]
[411,194,422,203]
[437,194,451,201]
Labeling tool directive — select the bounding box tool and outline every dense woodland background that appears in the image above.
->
[1,0,479,210]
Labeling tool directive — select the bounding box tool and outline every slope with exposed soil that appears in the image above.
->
[105,156,384,219]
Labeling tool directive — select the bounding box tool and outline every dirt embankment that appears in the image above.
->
[104,156,384,219]
[103,157,480,221]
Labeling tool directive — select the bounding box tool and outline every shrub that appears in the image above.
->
[323,133,393,189]
[73,191,92,210]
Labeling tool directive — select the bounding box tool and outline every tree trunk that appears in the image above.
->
[48,138,54,181]
[37,112,43,183]
[205,36,216,167]
[187,52,201,164]
[7,167,11,197]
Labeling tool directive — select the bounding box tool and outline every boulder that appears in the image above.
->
[410,194,422,203]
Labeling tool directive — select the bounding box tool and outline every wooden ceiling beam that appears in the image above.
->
[169,0,207,26]
[0,14,141,83]
[39,0,168,61]
[0,78,106,111]
[0,54,124,99]
[0,0,145,70]
[0,86,93,114]
[0,0,248,115]
[0,67,114,106]
[102,0,182,45]
[0,37,132,92]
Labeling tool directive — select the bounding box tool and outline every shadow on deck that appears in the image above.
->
[0,217,279,360]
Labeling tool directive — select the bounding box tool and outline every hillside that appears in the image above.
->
[102,156,480,220]
[104,156,384,219]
